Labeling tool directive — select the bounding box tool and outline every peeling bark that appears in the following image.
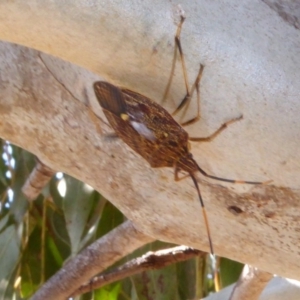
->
[70,246,205,297]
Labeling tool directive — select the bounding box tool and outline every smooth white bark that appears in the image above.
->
[229,265,273,300]
[0,0,299,281]
[204,277,300,300]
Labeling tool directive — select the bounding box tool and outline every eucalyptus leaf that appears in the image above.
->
[63,175,94,255]
[0,225,20,281]
[0,215,9,233]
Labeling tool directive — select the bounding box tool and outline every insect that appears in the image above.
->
[93,15,268,255]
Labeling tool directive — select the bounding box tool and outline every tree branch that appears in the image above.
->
[70,246,205,297]
[229,265,273,300]
[31,220,154,300]
[22,157,55,201]
[0,0,299,282]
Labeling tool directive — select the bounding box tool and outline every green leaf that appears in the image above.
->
[9,146,34,223]
[20,226,43,297]
[0,225,20,281]
[47,200,71,254]
[20,222,64,298]
[176,256,198,299]
[0,215,9,232]
[0,269,22,300]
[126,242,181,300]
[49,177,64,209]
[0,141,9,188]
[78,192,106,250]
[220,257,243,287]
[63,175,94,255]
[94,282,121,300]
[96,201,124,238]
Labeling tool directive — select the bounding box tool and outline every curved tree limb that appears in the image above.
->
[0,0,299,283]
[229,265,273,300]
[31,220,154,300]
[70,246,205,297]
[22,157,55,201]
[204,277,300,300]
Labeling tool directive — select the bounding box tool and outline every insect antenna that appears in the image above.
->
[190,173,214,255]
[190,172,220,289]
[196,164,270,185]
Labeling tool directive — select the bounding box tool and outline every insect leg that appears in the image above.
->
[189,115,243,142]
[174,165,190,181]
[170,20,205,127]
[162,15,203,125]
[171,15,193,117]
[179,64,204,126]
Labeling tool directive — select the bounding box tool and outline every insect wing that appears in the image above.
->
[93,82,127,116]
[129,120,156,141]
[122,88,189,152]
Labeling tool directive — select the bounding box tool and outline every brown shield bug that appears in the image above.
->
[93,15,269,255]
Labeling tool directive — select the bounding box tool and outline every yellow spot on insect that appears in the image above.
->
[121,113,129,121]
[163,132,168,137]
